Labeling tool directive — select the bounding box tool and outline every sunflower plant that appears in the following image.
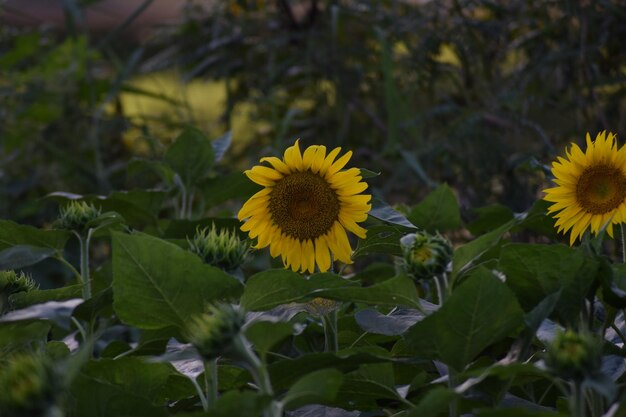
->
[3,131,626,417]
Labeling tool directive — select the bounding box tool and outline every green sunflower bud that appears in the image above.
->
[55,201,101,232]
[0,270,38,313]
[400,231,453,281]
[545,330,602,381]
[0,354,61,417]
[187,303,246,360]
[188,224,249,270]
[0,270,38,296]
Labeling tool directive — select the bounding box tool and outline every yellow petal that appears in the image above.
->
[315,236,331,273]
[260,156,291,174]
[325,151,353,179]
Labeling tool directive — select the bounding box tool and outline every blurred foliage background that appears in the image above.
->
[1,0,625,224]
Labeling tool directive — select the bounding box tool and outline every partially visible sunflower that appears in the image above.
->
[544,131,626,245]
[238,140,371,273]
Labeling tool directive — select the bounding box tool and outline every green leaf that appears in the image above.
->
[315,274,421,309]
[245,320,294,359]
[0,321,51,352]
[353,224,406,258]
[9,285,83,310]
[282,368,344,410]
[452,219,517,278]
[240,270,353,311]
[404,387,458,417]
[70,358,177,417]
[112,232,242,330]
[404,267,524,371]
[0,245,56,269]
[164,127,215,187]
[407,184,461,232]
[0,219,69,251]
[73,287,114,322]
[498,244,598,324]
[205,390,270,417]
[369,199,416,229]
[268,351,390,390]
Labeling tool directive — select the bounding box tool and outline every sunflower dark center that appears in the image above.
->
[576,164,626,214]
[269,171,340,240]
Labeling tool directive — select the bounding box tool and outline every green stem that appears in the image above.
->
[233,335,281,417]
[619,223,626,263]
[78,229,93,299]
[322,311,339,352]
[191,377,209,411]
[448,368,459,417]
[204,359,219,406]
[434,273,448,305]
[570,380,586,417]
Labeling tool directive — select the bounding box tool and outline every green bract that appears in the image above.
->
[187,303,246,360]
[188,224,249,270]
[399,231,453,281]
[0,354,61,417]
[55,201,101,232]
[545,330,603,381]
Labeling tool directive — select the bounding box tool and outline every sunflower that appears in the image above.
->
[238,140,371,273]
[544,131,626,245]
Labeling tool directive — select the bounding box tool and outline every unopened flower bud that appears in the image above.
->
[55,201,101,232]
[187,303,246,360]
[0,354,61,417]
[0,270,38,296]
[188,224,249,270]
[545,330,602,381]
[0,270,38,313]
[400,231,453,281]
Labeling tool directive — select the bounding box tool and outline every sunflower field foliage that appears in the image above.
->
[2,1,626,417]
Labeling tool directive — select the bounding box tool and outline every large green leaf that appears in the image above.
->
[452,219,517,278]
[282,368,344,410]
[0,219,69,251]
[498,243,598,324]
[70,358,178,417]
[407,184,461,232]
[353,224,406,258]
[112,232,242,330]
[9,285,83,309]
[240,270,354,311]
[164,127,215,187]
[315,275,421,309]
[241,270,419,310]
[0,245,56,269]
[201,172,262,209]
[404,267,524,371]
[0,321,51,352]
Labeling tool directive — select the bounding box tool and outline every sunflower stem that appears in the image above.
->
[76,229,93,300]
[619,223,626,263]
[204,358,218,406]
[434,273,448,305]
[322,312,339,353]
[570,380,586,417]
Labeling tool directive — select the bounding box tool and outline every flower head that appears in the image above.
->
[545,330,602,381]
[0,354,59,417]
[187,303,246,360]
[399,231,453,281]
[188,224,249,270]
[238,140,371,273]
[544,131,626,245]
[55,201,101,232]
